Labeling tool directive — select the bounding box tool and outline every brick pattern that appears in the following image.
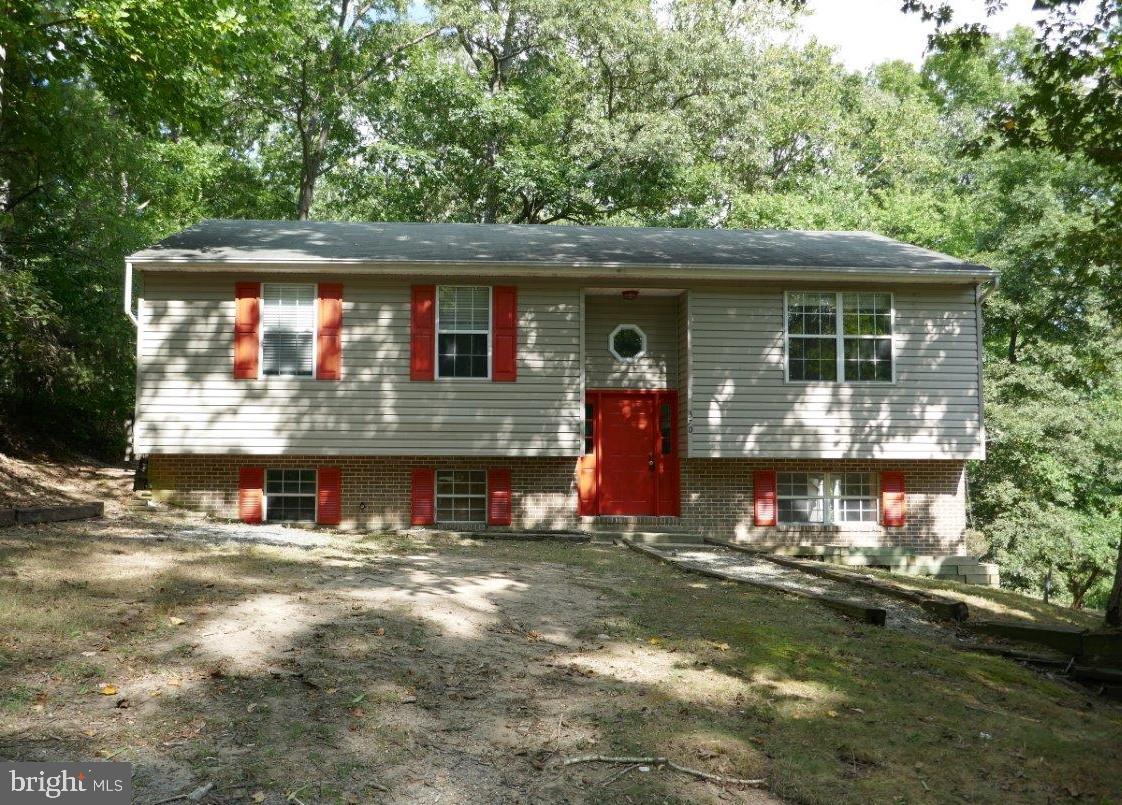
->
[148,455,578,531]
[149,455,967,552]
[681,458,967,553]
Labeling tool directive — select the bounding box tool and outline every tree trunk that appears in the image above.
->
[0,38,8,242]
[296,159,318,220]
[296,124,330,221]
[1107,527,1122,627]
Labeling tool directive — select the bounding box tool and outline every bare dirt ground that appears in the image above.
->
[0,451,133,515]
[0,516,782,805]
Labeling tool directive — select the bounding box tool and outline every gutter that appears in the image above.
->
[126,257,998,285]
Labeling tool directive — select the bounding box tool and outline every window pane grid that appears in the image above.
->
[435,470,487,523]
[777,472,878,525]
[777,472,826,524]
[262,284,315,377]
[437,286,490,378]
[786,292,892,383]
[265,469,316,522]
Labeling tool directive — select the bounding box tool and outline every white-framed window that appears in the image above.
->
[608,323,646,362]
[265,468,316,522]
[262,283,316,377]
[435,469,487,523]
[777,471,879,525]
[785,292,893,383]
[437,286,490,379]
[832,473,879,522]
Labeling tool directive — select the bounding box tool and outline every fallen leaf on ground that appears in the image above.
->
[168,617,185,626]
[98,684,118,696]
[251,792,265,803]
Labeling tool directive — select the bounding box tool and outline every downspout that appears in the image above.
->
[977,273,1000,303]
[124,259,138,327]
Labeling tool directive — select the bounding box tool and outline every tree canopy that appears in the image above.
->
[1,0,1119,611]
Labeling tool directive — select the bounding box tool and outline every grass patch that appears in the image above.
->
[858,566,1104,628]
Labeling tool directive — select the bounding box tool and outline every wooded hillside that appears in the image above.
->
[1,0,1120,611]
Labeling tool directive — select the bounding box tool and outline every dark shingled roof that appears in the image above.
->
[129,219,995,278]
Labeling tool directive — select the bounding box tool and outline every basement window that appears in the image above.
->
[265,469,316,522]
[436,470,486,523]
[777,472,878,525]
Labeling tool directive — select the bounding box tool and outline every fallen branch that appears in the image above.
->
[600,763,638,787]
[561,755,766,787]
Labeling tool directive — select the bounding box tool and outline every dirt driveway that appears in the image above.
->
[2,515,1120,804]
[1,518,780,804]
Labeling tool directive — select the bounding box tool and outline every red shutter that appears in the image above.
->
[411,468,435,525]
[234,282,260,379]
[881,471,907,527]
[492,286,517,382]
[238,466,264,524]
[753,470,777,527]
[316,283,343,380]
[577,454,597,516]
[317,467,342,525]
[410,285,436,381]
[487,468,512,526]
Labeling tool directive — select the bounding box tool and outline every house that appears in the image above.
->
[125,220,995,553]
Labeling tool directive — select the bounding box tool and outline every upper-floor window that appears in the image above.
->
[785,292,893,383]
[437,286,490,378]
[777,471,878,525]
[262,283,315,377]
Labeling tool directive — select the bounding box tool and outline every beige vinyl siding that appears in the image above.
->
[584,295,678,389]
[687,284,984,460]
[135,273,582,456]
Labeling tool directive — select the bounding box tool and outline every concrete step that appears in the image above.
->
[130,491,160,511]
[599,531,706,545]
[583,516,693,531]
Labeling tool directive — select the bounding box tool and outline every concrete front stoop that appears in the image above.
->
[581,516,703,546]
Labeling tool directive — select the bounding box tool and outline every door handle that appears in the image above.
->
[648,453,656,470]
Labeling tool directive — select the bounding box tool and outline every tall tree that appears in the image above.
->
[902,0,1122,621]
[322,0,791,224]
[233,0,438,219]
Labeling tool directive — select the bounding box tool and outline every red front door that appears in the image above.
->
[599,393,657,515]
[579,390,678,517]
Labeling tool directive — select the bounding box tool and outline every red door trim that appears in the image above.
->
[583,389,679,517]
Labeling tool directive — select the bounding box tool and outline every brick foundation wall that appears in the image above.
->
[681,458,967,553]
[149,454,968,553]
[148,455,580,531]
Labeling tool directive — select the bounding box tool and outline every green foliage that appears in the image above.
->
[1,1,1120,611]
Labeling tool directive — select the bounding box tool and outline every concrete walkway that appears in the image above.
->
[632,544,958,638]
